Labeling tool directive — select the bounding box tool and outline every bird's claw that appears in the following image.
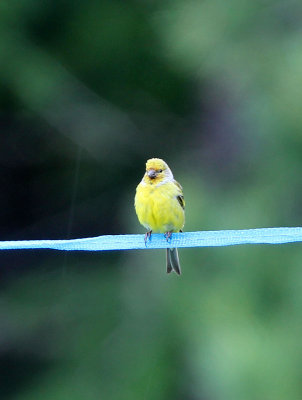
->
[144,230,152,246]
[164,231,173,242]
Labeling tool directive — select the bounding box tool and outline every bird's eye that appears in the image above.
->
[158,169,163,173]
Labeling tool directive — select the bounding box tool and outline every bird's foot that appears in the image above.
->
[164,231,173,242]
[144,230,152,245]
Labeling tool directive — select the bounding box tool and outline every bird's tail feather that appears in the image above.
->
[166,248,181,275]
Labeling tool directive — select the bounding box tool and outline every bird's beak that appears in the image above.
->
[147,169,157,179]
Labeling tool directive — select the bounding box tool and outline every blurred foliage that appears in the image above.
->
[1,0,302,399]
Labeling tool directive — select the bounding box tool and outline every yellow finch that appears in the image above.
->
[135,158,185,275]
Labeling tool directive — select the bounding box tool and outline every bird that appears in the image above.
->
[135,158,185,275]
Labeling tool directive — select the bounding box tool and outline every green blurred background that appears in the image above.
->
[1,1,302,399]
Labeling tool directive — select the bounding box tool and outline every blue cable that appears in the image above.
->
[0,227,302,251]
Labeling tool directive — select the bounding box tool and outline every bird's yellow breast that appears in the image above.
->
[135,181,185,233]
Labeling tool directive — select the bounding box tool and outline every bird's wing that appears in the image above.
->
[174,180,185,210]
[177,194,185,210]
[174,180,183,192]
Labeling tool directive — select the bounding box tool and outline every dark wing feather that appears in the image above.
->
[177,195,185,210]
[174,179,185,210]
[174,179,186,210]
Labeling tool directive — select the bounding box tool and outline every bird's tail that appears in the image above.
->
[166,248,181,275]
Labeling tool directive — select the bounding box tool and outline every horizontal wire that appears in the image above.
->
[0,227,302,251]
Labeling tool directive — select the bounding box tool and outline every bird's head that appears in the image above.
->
[143,158,173,185]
